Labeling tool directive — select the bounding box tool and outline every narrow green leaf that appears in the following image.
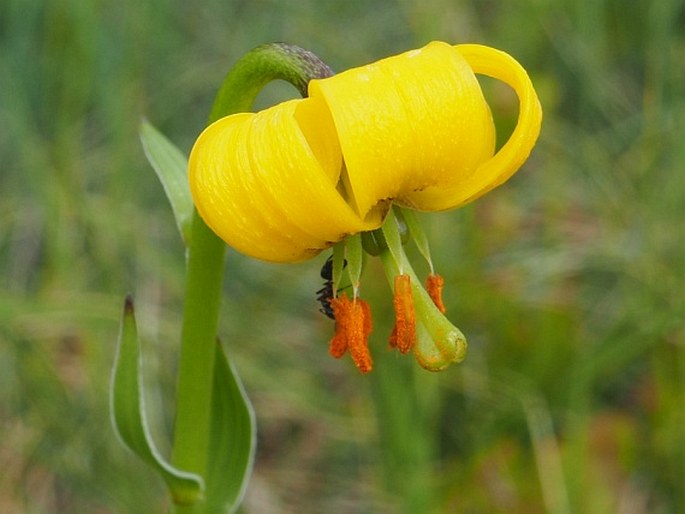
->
[110,295,203,505]
[140,120,194,244]
[204,341,256,514]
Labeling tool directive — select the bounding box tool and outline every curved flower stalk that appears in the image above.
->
[189,41,542,372]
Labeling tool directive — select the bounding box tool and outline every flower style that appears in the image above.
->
[188,41,542,372]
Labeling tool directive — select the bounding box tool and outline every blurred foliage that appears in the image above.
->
[1,0,684,512]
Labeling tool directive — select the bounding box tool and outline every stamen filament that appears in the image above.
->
[398,207,435,274]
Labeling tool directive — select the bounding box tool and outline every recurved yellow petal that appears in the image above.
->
[189,112,311,262]
[308,41,496,218]
[189,100,384,263]
[402,44,543,211]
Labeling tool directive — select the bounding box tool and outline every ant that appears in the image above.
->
[316,255,347,319]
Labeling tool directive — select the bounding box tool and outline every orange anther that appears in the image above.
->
[390,274,416,354]
[329,295,351,358]
[328,293,373,373]
[360,298,373,339]
[426,273,446,313]
[348,298,373,373]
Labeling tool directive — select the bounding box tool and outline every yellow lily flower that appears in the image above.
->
[189,41,542,264]
[189,41,542,372]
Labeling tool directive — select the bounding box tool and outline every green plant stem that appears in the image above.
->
[170,43,335,512]
[172,214,225,478]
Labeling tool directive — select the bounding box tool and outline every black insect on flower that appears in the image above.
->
[316,256,346,319]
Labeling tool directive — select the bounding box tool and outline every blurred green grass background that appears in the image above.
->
[1,0,684,512]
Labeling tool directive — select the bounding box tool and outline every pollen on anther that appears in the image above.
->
[329,295,351,358]
[390,274,416,354]
[328,293,373,373]
[348,298,373,373]
[426,273,446,314]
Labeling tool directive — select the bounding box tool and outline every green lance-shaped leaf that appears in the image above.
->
[140,120,194,245]
[204,341,256,513]
[110,295,203,505]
